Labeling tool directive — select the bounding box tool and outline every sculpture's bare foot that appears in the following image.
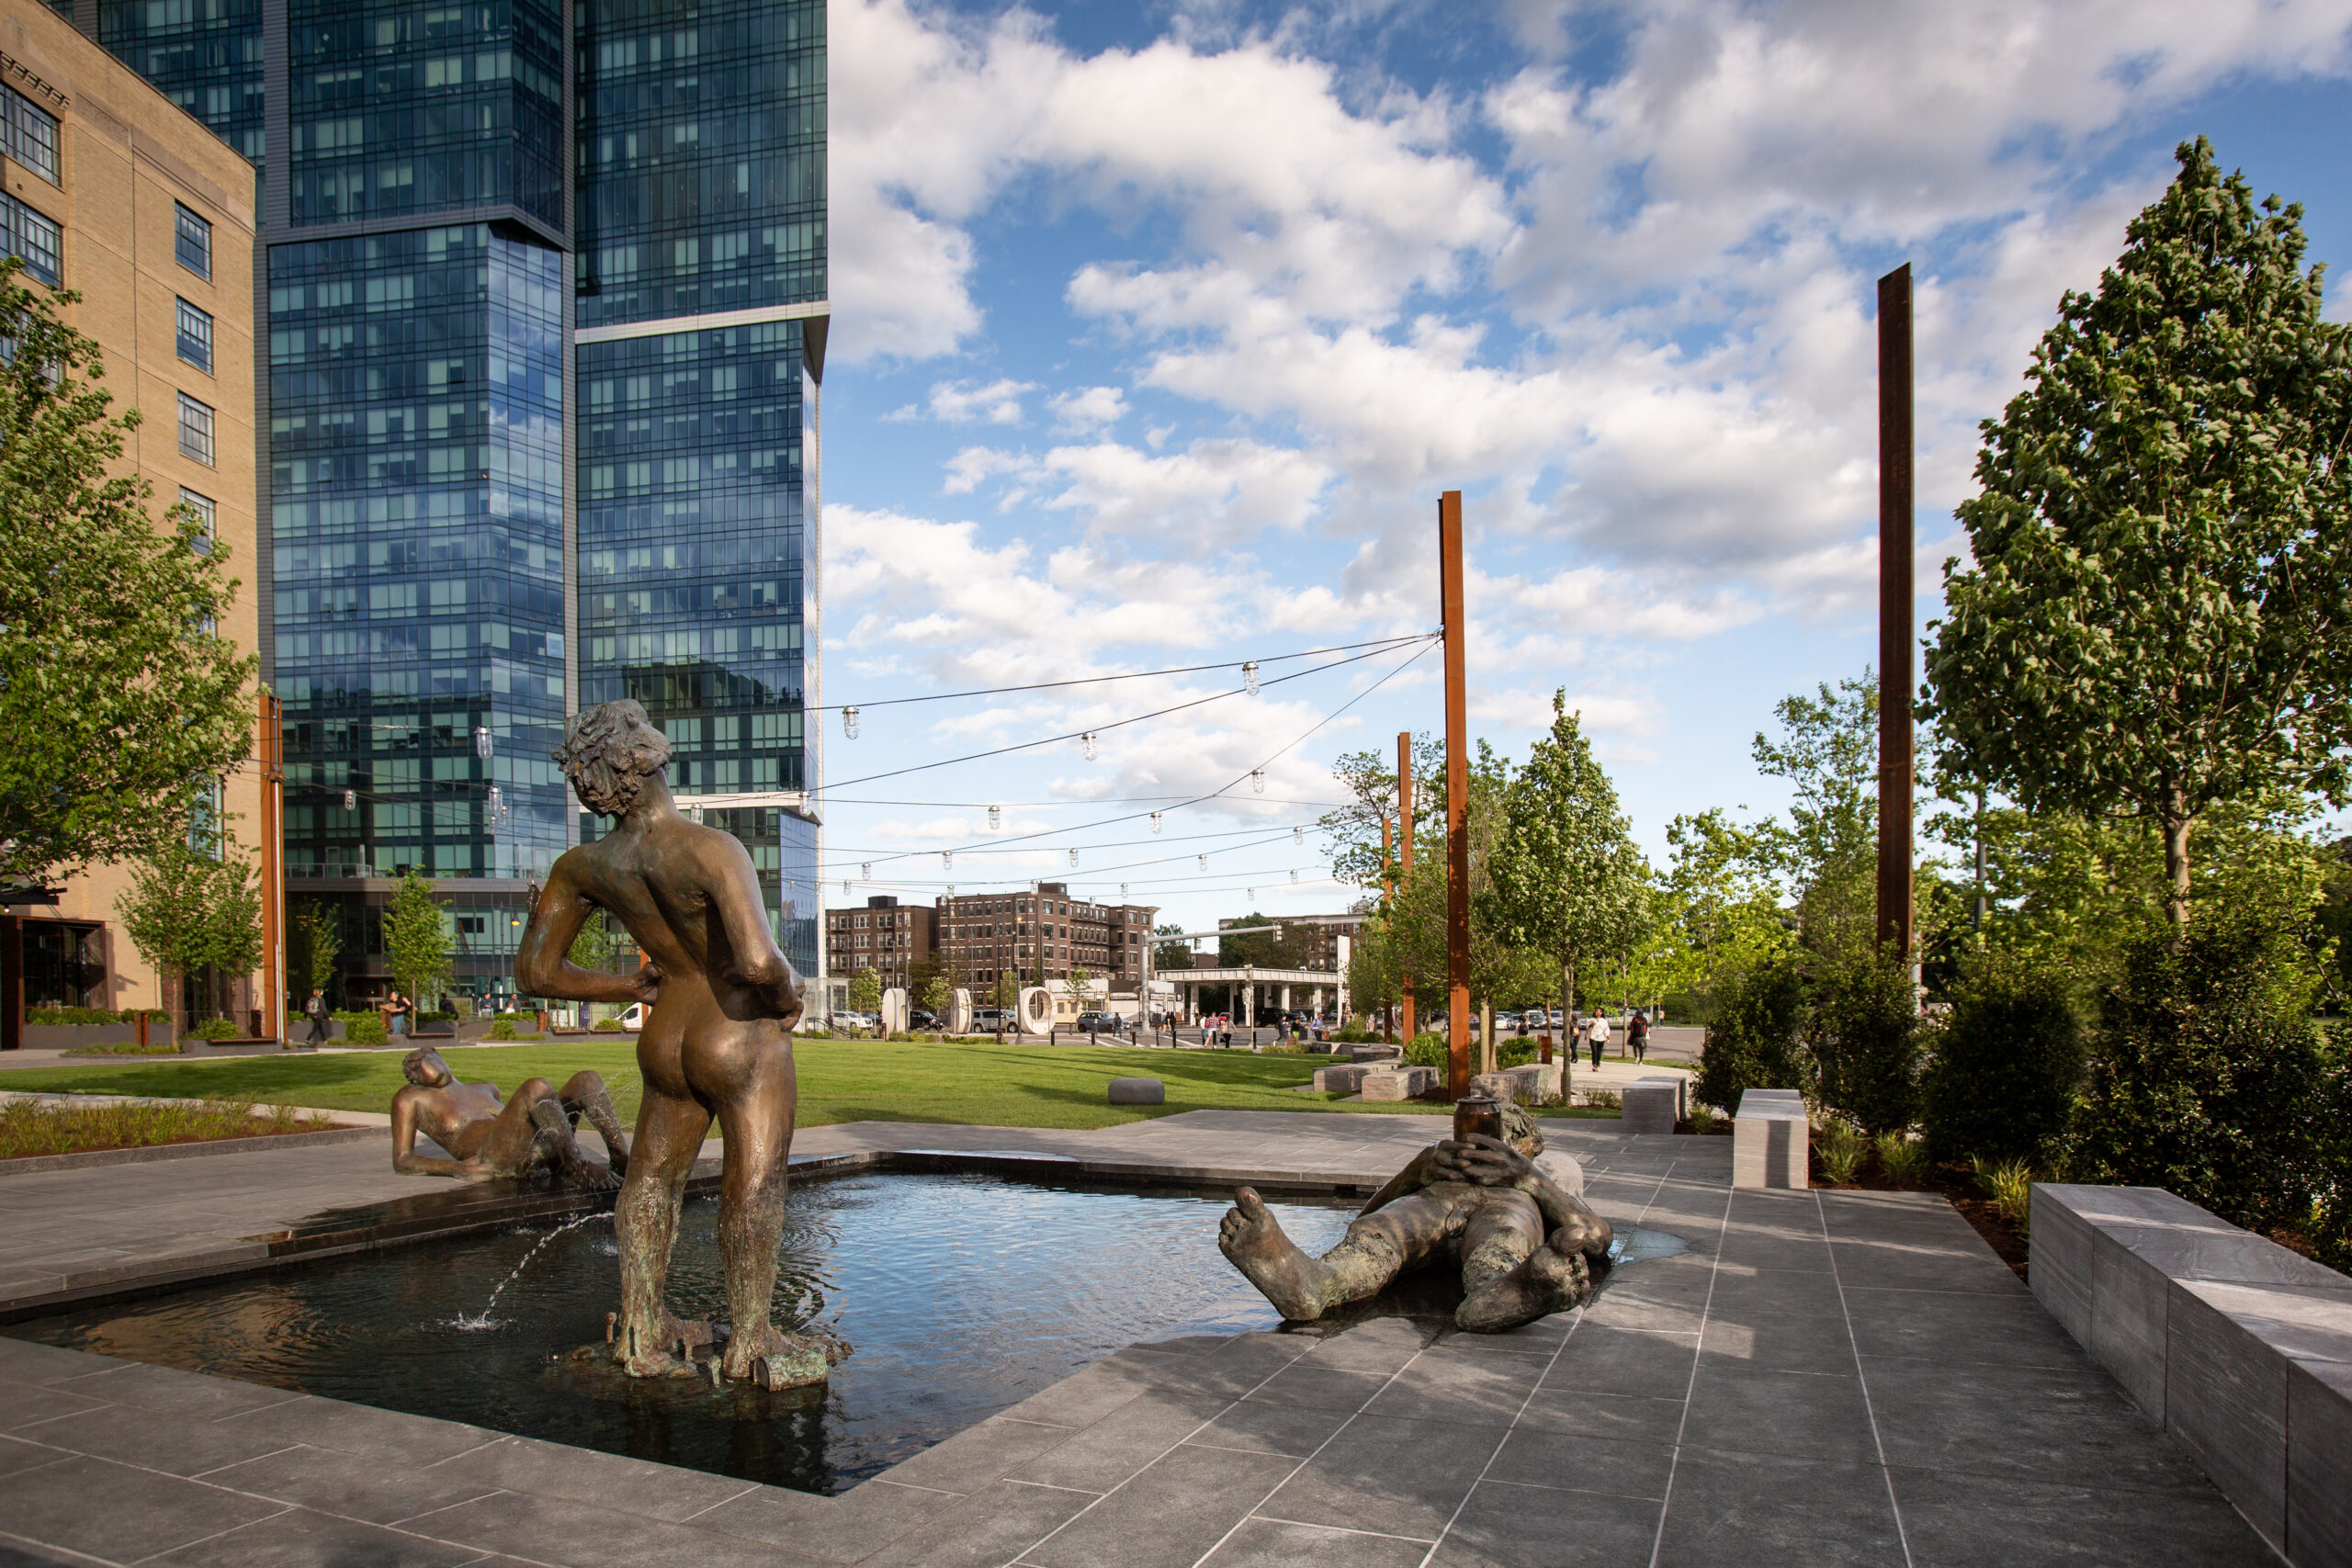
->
[1217,1188,1328,1321]
[1456,1246,1589,1333]
[722,1322,842,1389]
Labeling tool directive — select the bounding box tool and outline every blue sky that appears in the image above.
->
[811,0,2352,935]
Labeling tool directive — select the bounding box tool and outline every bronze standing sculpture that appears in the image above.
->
[1218,1102,1613,1331]
[516,698,830,1388]
[390,1045,628,1189]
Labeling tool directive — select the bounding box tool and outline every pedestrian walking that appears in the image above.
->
[1629,1009,1651,1065]
[1587,1010,1608,1071]
[302,987,331,1047]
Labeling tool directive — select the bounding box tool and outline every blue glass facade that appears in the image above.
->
[97,0,266,167]
[271,224,569,884]
[81,0,825,1002]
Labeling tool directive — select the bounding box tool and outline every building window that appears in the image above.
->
[177,392,215,465]
[179,488,216,554]
[0,190,60,286]
[1,86,60,185]
[175,203,211,278]
[175,298,213,372]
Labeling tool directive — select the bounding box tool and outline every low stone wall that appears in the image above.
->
[1360,1066,1438,1101]
[2031,1184,2352,1564]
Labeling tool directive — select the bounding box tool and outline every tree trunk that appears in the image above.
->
[2161,788,2192,936]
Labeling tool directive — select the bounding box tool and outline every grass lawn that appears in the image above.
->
[0,1039,1618,1132]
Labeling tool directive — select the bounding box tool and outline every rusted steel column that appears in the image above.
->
[1877,265,1915,960]
[1439,491,1471,1099]
[1396,733,1414,1043]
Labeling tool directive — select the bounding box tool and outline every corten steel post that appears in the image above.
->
[1396,734,1415,1042]
[1381,816,1396,1036]
[1877,265,1916,959]
[259,693,285,1043]
[1439,491,1472,1099]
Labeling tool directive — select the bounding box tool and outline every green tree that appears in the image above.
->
[1806,944,1922,1134]
[1216,913,1316,969]
[992,969,1022,1016]
[1152,920,1194,974]
[1484,694,1652,1023]
[1925,139,2352,931]
[1318,732,1447,889]
[288,901,343,1000]
[381,873,452,1007]
[0,261,257,888]
[922,967,953,1028]
[850,966,882,1018]
[1754,675,1879,961]
[1062,965,1094,1016]
[1693,953,1809,1112]
[114,818,261,1028]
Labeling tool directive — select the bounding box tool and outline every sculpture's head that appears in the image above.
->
[402,1045,453,1088]
[1502,1100,1544,1159]
[554,699,673,817]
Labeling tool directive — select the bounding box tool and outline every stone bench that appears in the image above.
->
[1622,1077,1681,1134]
[1360,1066,1437,1102]
[1348,1043,1402,1063]
[1105,1077,1164,1106]
[1732,1089,1807,1189]
[2031,1184,2352,1563]
[1469,1063,1563,1106]
[1311,1064,1375,1094]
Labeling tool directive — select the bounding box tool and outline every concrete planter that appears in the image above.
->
[20,1022,175,1051]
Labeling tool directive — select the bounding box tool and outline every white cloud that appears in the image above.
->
[1047,385,1127,432]
[917,378,1039,425]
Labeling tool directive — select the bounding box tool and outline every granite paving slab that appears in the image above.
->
[0,1119,2282,1567]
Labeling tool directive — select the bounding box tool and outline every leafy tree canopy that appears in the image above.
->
[1925,138,2352,927]
[0,262,257,887]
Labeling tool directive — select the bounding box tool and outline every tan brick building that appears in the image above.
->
[931,884,1158,996]
[0,5,262,1044]
[824,897,935,997]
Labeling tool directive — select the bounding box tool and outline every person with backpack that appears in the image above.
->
[1628,1009,1651,1065]
[302,987,331,1048]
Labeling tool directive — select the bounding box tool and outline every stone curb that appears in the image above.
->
[0,1123,385,1178]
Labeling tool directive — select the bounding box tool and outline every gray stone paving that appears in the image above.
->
[0,1115,2283,1566]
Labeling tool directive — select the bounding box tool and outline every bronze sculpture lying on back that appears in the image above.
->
[514,697,835,1389]
[390,1045,628,1190]
[1218,1098,1613,1330]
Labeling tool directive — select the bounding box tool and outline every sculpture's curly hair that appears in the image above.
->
[401,1045,443,1086]
[1502,1100,1544,1158]
[553,699,672,813]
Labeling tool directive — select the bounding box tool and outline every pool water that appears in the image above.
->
[6,1175,1363,1493]
[6,1173,1685,1494]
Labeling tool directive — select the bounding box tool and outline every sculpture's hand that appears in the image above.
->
[1431,1134,1539,1192]
[628,962,663,1005]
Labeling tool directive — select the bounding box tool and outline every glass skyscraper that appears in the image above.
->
[73,0,825,1001]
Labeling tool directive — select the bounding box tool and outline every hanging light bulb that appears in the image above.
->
[1293,825,1303,844]
[1120,883,1128,899]
[1150,812,1162,834]
[861,862,871,878]
[486,784,503,827]
[1290,868,1298,882]
[942,851,953,870]
[474,726,492,760]
[1198,854,1207,872]
[842,705,859,739]
[842,879,852,894]
[1242,660,1260,695]
[1080,731,1098,761]
[343,788,356,810]
[1246,887,1255,902]
[988,805,1001,831]
[1068,848,1080,868]
[1251,768,1266,795]
[946,885,956,898]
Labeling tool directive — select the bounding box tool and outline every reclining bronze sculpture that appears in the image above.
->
[390,1045,628,1190]
[516,698,833,1389]
[1219,1099,1613,1331]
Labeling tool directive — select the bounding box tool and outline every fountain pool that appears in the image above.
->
[4,1171,1684,1494]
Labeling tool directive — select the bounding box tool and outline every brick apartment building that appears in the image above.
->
[932,884,1158,994]
[823,897,934,995]
[1214,910,1371,972]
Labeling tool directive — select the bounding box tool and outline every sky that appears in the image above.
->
[808,0,2352,940]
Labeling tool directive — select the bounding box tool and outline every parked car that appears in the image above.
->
[974,1008,1009,1032]
[908,1008,941,1030]
[619,1002,645,1031]
[830,1010,876,1032]
[1074,1010,1119,1033]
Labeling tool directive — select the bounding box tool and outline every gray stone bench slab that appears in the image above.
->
[1311,1064,1375,1094]
[1621,1077,1681,1134]
[1468,1063,1562,1106]
[1360,1066,1436,1102]
[1731,1089,1807,1189]
[2032,1183,2352,1564]
[1105,1077,1164,1106]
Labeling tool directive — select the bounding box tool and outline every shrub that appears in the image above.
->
[1694,955,1808,1111]
[487,1018,519,1041]
[1816,1118,1866,1183]
[28,1006,137,1026]
[1921,952,2085,1166]
[1402,1032,1448,1069]
[333,1010,387,1045]
[2065,911,2346,1238]
[592,1019,625,1032]
[1974,1156,2035,1235]
[1875,1132,1931,1187]
[185,1017,241,1042]
[1809,946,1922,1134]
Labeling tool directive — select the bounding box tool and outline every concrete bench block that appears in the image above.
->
[1731,1089,1808,1189]
[1106,1077,1165,1106]
[2030,1183,2352,1566]
[1312,1065,1374,1094]
[1468,1064,1561,1106]
[1349,1043,1402,1063]
[1622,1078,1680,1135]
[1360,1066,1435,1102]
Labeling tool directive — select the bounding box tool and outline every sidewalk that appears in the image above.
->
[0,1113,2272,1567]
